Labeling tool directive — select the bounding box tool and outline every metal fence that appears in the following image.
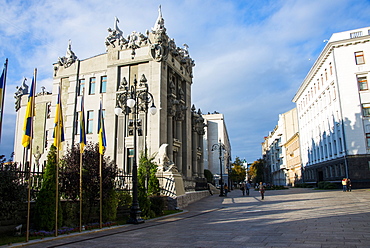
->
[1,164,133,201]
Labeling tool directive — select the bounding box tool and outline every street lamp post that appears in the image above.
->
[115,74,157,224]
[212,139,227,197]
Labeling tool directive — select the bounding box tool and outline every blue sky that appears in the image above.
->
[1,0,370,162]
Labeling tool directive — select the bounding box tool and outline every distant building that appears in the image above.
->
[292,27,370,187]
[203,112,231,187]
[282,108,301,186]
[13,8,206,193]
[262,108,301,186]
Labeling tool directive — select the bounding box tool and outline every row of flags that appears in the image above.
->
[0,59,106,154]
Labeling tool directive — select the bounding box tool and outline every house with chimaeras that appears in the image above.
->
[13,7,209,205]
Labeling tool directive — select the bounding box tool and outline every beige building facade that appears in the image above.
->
[262,108,301,186]
[13,8,206,192]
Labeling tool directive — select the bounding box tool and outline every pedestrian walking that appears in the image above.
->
[259,182,265,200]
[240,182,245,196]
[224,184,228,196]
[246,181,251,196]
[342,178,347,192]
[347,178,352,192]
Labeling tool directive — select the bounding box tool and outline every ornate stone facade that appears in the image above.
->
[13,7,204,193]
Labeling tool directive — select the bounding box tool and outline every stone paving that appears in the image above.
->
[8,187,370,248]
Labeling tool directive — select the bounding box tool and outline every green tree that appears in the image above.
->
[248,159,265,184]
[229,157,246,184]
[0,155,27,222]
[34,145,62,231]
[138,151,160,219]
[204,169,214,184]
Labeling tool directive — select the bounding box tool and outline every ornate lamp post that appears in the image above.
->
[212,139,227,197]
[115,74,157,224]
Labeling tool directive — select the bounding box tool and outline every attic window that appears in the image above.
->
[350,31,362,38]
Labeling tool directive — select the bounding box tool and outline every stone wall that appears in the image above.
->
[173,190,211,210]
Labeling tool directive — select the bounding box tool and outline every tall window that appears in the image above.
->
[87,110,94,134]
[358,76,368,91]
[317,79,320,90]
[89,77,96,95]
[100,76,107,93]
[366,133,370,149]
[75,111,79,135]
[363,103,370,117]
[355,51,365,65]
[79,79,85,96]
[127,148,134,174]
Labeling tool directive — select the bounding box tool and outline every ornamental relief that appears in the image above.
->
[191,105,205,134]
[104,7,195,74]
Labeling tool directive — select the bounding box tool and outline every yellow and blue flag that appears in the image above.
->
[98,101,106,155]
[21,77,35,147]
[53,86,65,150]
[79,94,86,153]
[0,59,8,142]
[0,67,5,116]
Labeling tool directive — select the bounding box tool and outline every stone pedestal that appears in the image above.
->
[156,170,185,198]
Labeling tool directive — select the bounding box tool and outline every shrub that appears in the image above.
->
[0,156,27,222]
[204,169,214,184]
[117,190,132,207]
[317,181,338,189]
[150,196,165,216]
[34,145,62,231]
[294,183,314,188]
[138,151,159,219]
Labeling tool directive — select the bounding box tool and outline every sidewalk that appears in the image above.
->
[7,187,370,247]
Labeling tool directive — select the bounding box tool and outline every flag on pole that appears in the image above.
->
[0,59,8,142]
[22,76,35,147]
[79,94,86,153]
[98,100,106,155]
[53,86,65,150]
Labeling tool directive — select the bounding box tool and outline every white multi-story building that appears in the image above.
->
[262,113,286,185]
[292,27,370,187]
[203,112,231,187]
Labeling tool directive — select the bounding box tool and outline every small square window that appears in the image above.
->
[355,51,365,65]
[362,103,370,117]
[358,76,368,91]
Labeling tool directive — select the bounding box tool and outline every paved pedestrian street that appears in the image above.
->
[10,187,370,248]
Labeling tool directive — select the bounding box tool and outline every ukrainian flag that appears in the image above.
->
[0,67,5,116]
[21,77,35,147]
[53,86,65,150]
[98,101,106,155]
[79,95,86,153]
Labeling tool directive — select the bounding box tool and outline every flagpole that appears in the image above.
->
[79,89,85,233]
[99,152,102,229]
[55,95,59,237]
[0,58,8,142]
[99,94,103,229]
[26,68,37,242]
[79,150,83,232]
[55,150,59,237]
